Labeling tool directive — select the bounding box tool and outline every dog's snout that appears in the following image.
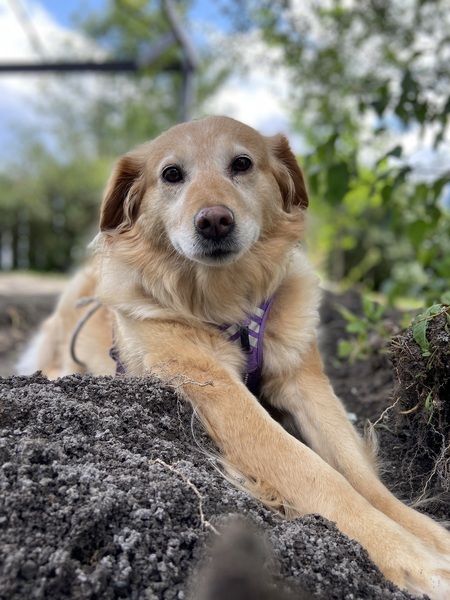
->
[194,206,234,240]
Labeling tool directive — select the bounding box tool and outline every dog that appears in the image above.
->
[18,116,450,598]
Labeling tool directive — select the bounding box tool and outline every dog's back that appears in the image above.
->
[17,263,114,379]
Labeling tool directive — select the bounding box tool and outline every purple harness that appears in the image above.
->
[110,296,274,395]
[217,296,274,394]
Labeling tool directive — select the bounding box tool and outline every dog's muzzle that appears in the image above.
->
[194,205,239,261]
[194,205,234,241]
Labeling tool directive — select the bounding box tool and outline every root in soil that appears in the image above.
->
[389,305,450,496]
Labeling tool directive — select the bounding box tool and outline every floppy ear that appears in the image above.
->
[269,134,309,211]
[99,152,145,233]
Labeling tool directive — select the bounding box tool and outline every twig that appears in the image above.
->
[169,375,214,389]
[399,403,420,415]
[150,458,219,535]
[372,396,401,427]
[415,440,450,503]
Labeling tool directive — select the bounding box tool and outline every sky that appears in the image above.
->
[25,0,106,27]
[34,0,226,30]
[0,0,448,180]
[0,0,296,157]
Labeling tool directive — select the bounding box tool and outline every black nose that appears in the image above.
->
[194,206,234,240]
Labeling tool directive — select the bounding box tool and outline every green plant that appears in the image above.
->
[337,296,393,363]
[226,0,450,305]
[389,302,450,492]
[412,303,450,357]
[424,391,434,425]
[305,138,450,305]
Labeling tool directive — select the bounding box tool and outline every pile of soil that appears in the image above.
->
[0,374,412,600]
[388,307,450,500]
[0,276,448,599]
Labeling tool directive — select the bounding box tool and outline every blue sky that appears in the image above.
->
[0,1,448,188]
[0,0,295,152]
[35,0,231,34]
[31,0,102,27]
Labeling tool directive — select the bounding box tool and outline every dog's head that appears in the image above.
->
[99,116,308,267]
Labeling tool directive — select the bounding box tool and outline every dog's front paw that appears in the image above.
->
[384,544,450,599]
[356,509,450,599]
[405,558,450,600]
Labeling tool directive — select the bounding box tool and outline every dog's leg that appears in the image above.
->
[264,341,450,557]
[123,320,450,598]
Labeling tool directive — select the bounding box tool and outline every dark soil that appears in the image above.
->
[0,279,448,599]
[388,307,450,499]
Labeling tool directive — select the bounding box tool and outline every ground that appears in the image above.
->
[0,273,448,599]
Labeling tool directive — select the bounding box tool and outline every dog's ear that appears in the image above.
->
[269,134,309,211]
[99,152,145,233]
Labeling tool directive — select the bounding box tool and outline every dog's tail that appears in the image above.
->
[15,312,63,379]
[15,265,101,379]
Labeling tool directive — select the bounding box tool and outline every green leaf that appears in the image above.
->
[326,162,350,203]
[387,145,403,159]
[362,296,385,321]
[424,392,434,425]
[440,291,450,304]
[406,220,428,246]
[412,304,443,356]
[375,145,402,168]
[372,83,390,117]
[338,340,353,359]
[444,313,450,335]
[347,321,367,334]
[338,305,360,323]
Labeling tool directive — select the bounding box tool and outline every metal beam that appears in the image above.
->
[0,1,198,120]
[0,32,180,74]
[0,60,182,74]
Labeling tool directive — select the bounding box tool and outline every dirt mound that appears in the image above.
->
[0,373,413,600]
[0,278,449,598]
[388,306,450,498]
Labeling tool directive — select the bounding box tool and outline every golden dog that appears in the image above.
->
[19,116,450,598]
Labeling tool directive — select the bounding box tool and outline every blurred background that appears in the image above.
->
[0,0,449,307]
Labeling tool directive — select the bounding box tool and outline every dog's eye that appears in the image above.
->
[162,166,183,183]
[231,156,253,173]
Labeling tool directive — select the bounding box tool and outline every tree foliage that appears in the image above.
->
[0,0,214,272]
[0,142,110,271]
[229,0,450,303]
[73,0,192,152]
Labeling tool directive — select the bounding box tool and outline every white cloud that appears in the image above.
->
[199,29,304,150]
[1,0,448,166]
[0,1,101,87]
[0,0,106,153]
[0,1,299,158]
[205,77,286,133]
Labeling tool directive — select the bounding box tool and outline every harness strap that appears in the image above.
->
[109,296,275,393]
[218,296,274,395]
[70,298,102,367]
[109,329,126,375]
